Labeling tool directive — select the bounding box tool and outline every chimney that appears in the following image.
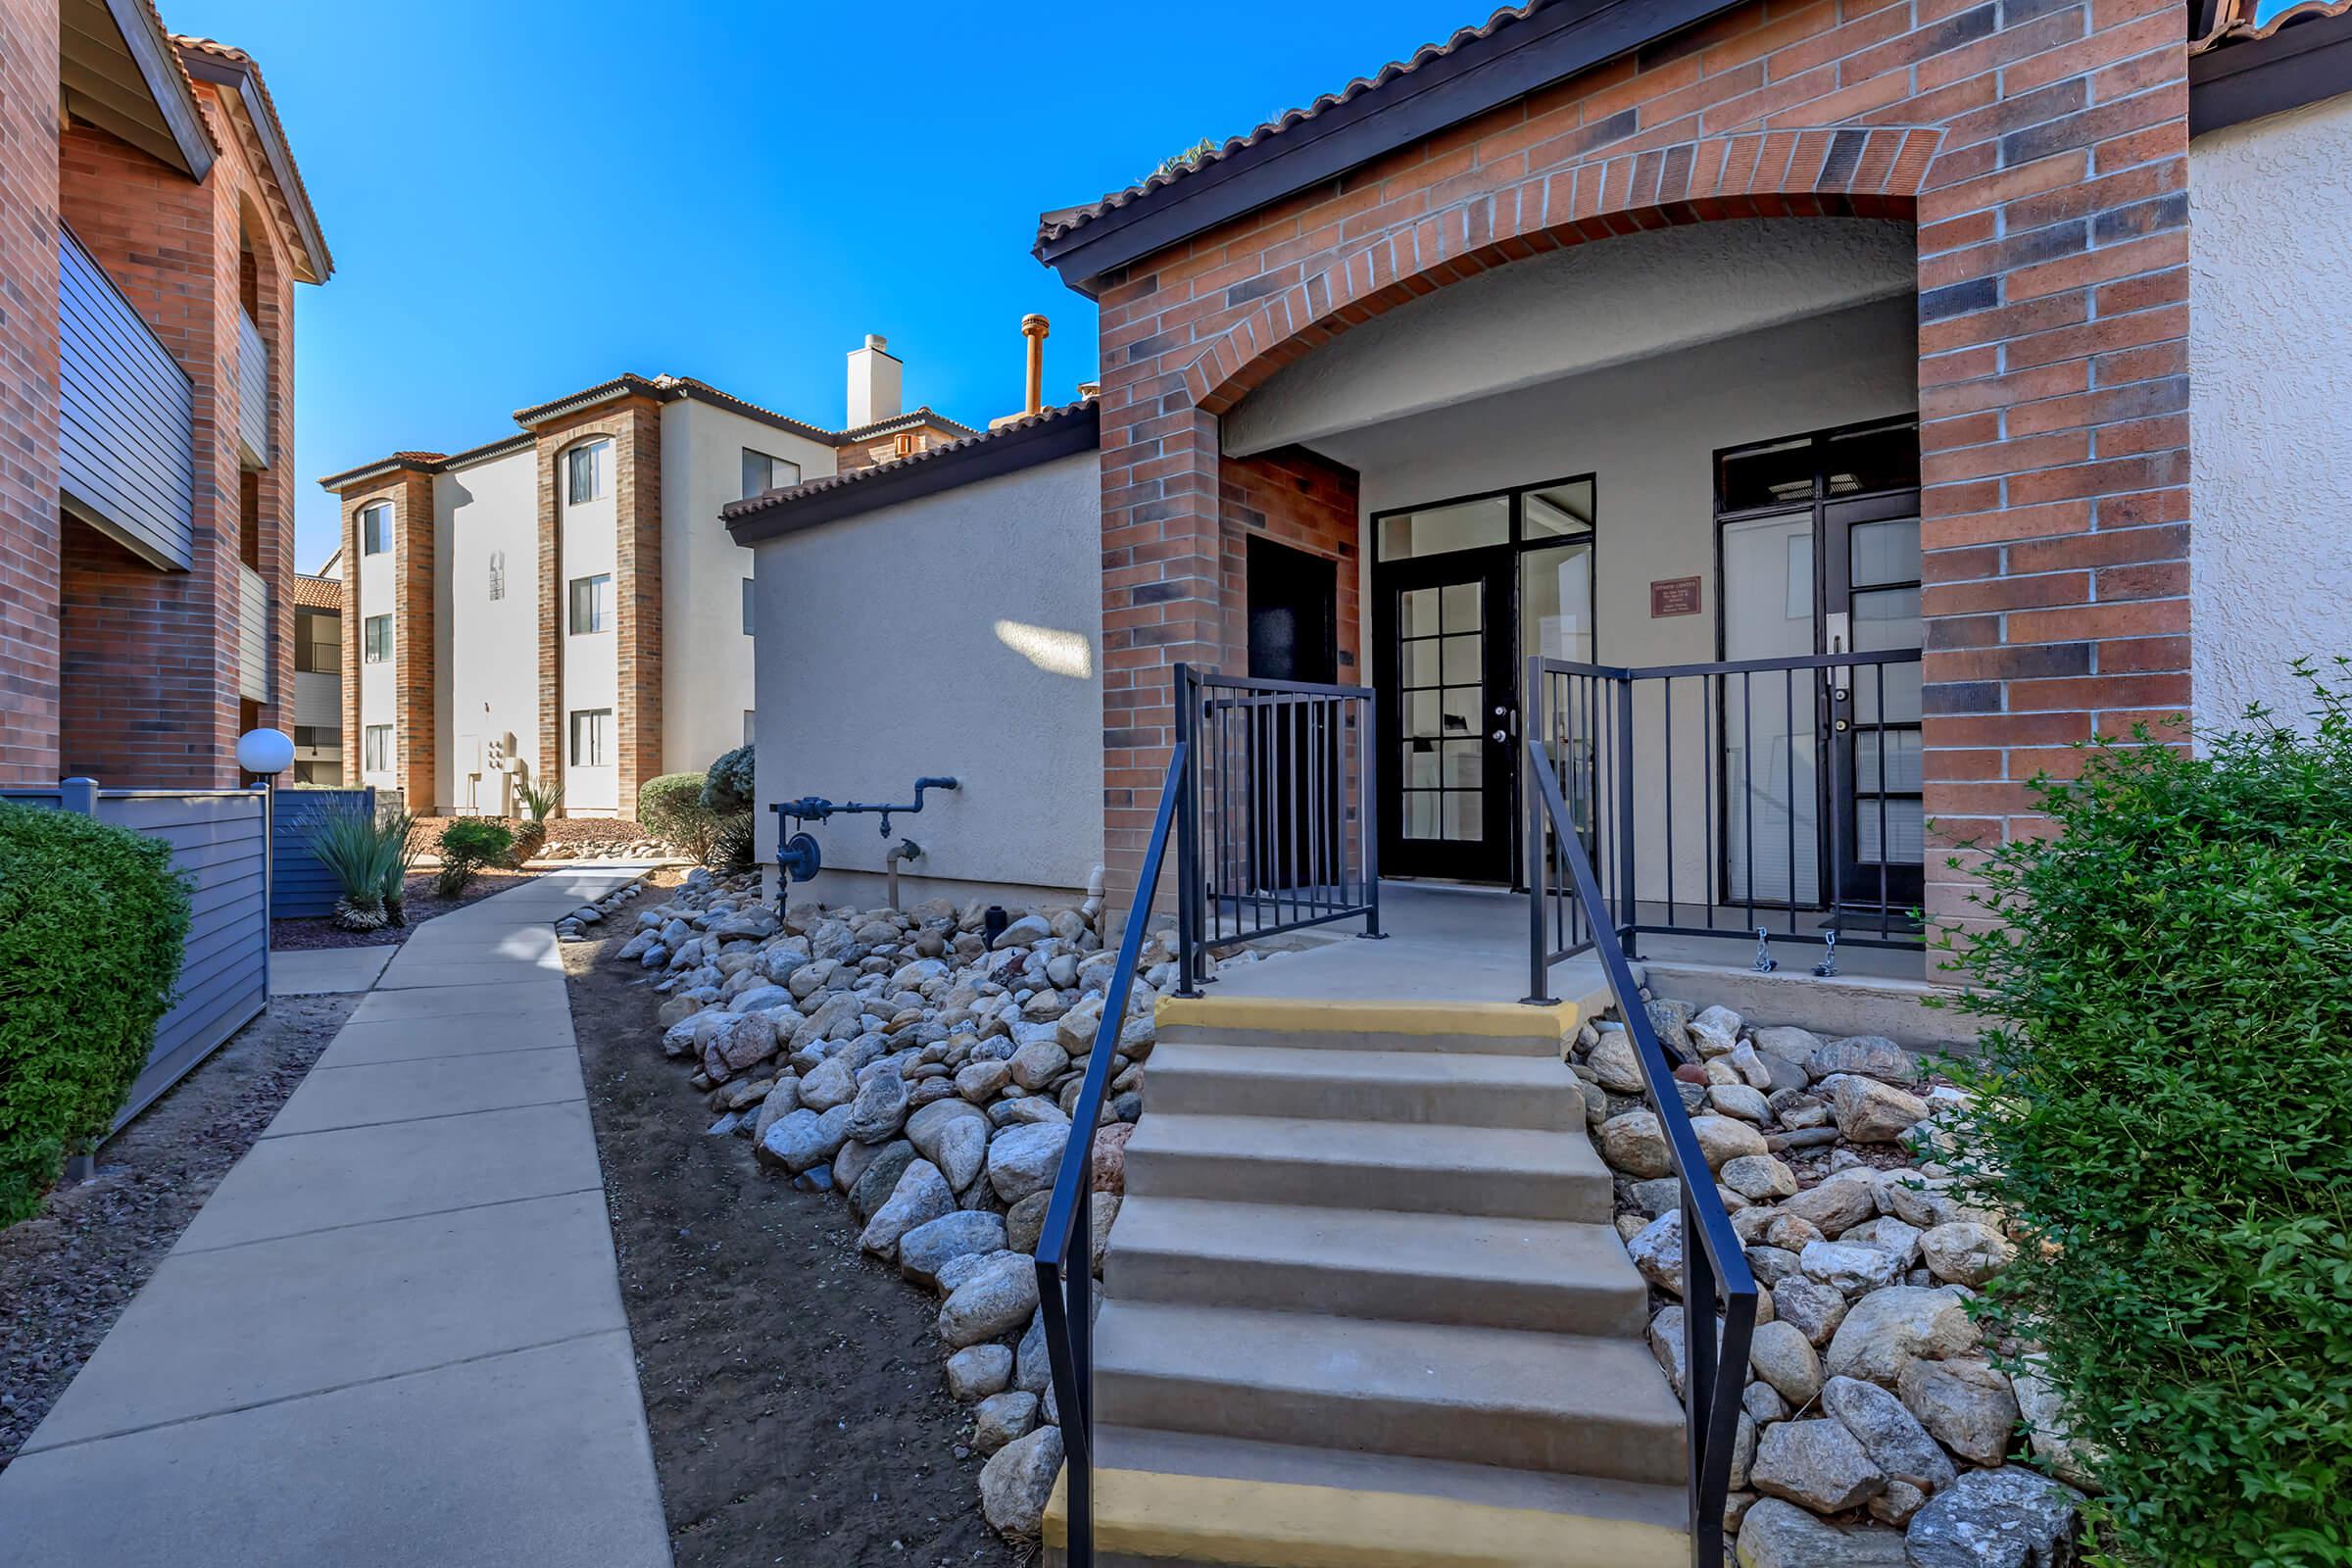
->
[846,333,902,428]
[1021,315,1049,416]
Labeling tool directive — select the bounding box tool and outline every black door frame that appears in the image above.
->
[1368,474,1595,885]
[1711,416,1922,917]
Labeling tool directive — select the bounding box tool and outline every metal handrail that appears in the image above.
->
[1033,739,1186,1568]
[1525,738,1756,1567]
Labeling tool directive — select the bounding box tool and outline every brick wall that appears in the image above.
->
[0,0,61,783]
[1217,445,1362,676]
[1089,0,2192,929]
[531,399,662,816]
[335,469,434,804]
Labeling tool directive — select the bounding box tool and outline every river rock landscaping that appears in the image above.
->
[604,864,1251,1544]
[1573,994,2089,1566]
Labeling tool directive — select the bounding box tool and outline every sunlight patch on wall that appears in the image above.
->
[994,618,1092,678]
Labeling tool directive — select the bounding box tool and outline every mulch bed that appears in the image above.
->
[0,992,359,1468]
[562,918,1027,1568]
[270,866,543,950]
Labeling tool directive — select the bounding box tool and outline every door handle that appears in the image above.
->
[1491,729,1508,744]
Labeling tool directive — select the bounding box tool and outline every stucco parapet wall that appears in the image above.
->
[724,400,1101,544]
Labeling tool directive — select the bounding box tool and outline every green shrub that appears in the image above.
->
[1937,661,2352,1567]
[710,811,756,871]
[0,802,190,1226]
[434,817,514,899]
[307,800,407,930]
[638,772,719,861]
[702,744,755,815]
[509,776,562,864]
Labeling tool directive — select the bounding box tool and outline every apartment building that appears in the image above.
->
[291,551,341,783]
[320,338,970,815]
[0,0,330,786]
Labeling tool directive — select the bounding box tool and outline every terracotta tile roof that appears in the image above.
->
[836,406,980,442]
[291,573,343,611]
[1035,3,1538,251]
[722,400,1098,525]
[2191,0,2352,51]
[172,36,333,279]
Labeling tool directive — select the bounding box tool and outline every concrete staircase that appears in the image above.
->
[1046,998,1690,1568]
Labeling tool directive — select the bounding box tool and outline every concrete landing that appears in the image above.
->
[267,944,392,995]
[0,869,666,1568]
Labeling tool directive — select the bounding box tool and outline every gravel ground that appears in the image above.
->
[270,866,543,950]
[0,992,358,1467]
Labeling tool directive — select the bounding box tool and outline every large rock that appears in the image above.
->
[843,1068,909,1143]
[1735,1497,1905,1567]
[1004,1191,1052,1255]
[946,1343,1013,1401]
[902,1210,1009,1289]
[1599,1111,1674,1179]
[1722,1153,1799,1201]
[758,1104,853,1173]
[987,1120,1070,1202]
[1828,1076,1932,1144]
[1773,1277,1850,1347]
[1749,1417,1887,1513]
[1008,1038,1069,1091]
[1747,1318,1823,1406]
[992,913,1053,951]
[1689,1004,1742,1056]
[1644,1000,1695,1059]
[1904,1468,2084,1568]
[1781,1175,1882,1238]
[973,1390,1039,1455]
[1824,1287,1978,1389]
[907,1098,992,1191]
[939,1251,1042,1347]
[1843,1216,1925,1270]
[1821,1375,1955,1496]
[1710,1083,1773,1124]
[1920,1221,2014,1287]
[1691,1114,1768,1169]
[750,1076,801,1145]
[978,1423,1063,1536]
[1807,1035,1921,1086]
[1092,1121,1136,1195]
[1625,1210,1684,1294]
[1803,1241,1906,1297]
[2011,1356,2098,1490]
[1897,1355,2019,1467]
[796,1054,858,1112]
[858,1158,953,1259]
[1587,1035,1647,1094]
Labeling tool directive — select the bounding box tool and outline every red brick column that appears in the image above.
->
[389,471,436,808]
[1087,1,2192,935]
[0,0,61,784]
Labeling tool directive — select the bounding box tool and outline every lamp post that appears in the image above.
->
[237,727,294,1000]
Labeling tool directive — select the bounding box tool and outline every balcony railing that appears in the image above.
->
[238,564,270,703]
[236,306,269,468]
[58,221,195,569]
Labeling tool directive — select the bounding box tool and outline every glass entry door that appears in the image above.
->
[1374,550,1516,882]
[1825,498,1924,912]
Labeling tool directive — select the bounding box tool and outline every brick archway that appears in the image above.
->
[1182,124,1939,418]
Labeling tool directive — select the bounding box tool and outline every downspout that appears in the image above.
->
[886,838,921,909]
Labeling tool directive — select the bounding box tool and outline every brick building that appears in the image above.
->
[0,0,329,788]
[319,339,970,816]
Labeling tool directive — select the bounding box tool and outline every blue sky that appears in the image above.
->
[181,0,1489,570]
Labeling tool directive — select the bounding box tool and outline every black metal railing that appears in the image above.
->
[1525,740,1756,1567]
[1527,649,1926,979]
[1033,740,1186,1568]
[1174,663,1379,993]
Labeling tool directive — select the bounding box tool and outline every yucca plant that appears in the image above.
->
[510,777,562,865]
[379,808,422,925]
[305,802,406,931]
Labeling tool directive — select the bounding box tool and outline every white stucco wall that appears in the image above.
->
[559,438,619,813]
[1311,295,1920,900]
[660,401,836,781]
[750,449,1105,901]
[435,448,540,812]
[1226,219,1917,458]
[354,503,395,791]
[2189,93,2352,730]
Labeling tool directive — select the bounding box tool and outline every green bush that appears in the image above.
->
[702,743,755,815]
[1938,661,2352,1568]
[0,802,190,1227]
[638,772,719,862]
[434,817,514,899]
[710,811,756,872]
[307,801,418,929]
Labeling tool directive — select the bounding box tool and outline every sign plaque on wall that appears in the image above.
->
[1649,576,1702,618]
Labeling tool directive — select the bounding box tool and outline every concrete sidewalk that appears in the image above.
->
[0,869,670,1568]
[268,944,393,995]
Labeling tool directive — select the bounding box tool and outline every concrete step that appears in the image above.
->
[1091,1300,1688,1487]
[1104,1196,1647,1336]
[1124,1113,1612,1222]
[1045,1427,1689,1568]
[1155,996,1582,1058]
[1146,1041,1586,1129]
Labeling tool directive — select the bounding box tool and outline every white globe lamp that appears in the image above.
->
[237,726,295,778]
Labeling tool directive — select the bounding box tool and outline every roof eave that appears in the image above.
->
[1034,0,1743,290]
[176,47,332,283]
[2189,6,2352,132]
[95,0,216,178]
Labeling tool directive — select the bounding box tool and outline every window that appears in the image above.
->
[488,550,506,602]
[565,439,610,505]
[741,578,755,636]
[361,502,390,556]
[893,430,919,458]
[294,609,340,673]
[294,724,340,751]
[569,709,612,767]
[568,573,612,634]
[740,448,800,499]
[743,710,756,747]
[364,724,392,772]
[363,613,392,663]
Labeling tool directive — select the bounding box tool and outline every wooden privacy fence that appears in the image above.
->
[271,787,375,917]
[1,779,270,1132]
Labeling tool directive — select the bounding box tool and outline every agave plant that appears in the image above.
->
[378,808,422,925]
[510,776,562,865]
[304,801,408,931]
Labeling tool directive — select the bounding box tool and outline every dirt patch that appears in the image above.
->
[0,992,357,1467]
[271,866,543,950]
[563,933,1028,1568]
